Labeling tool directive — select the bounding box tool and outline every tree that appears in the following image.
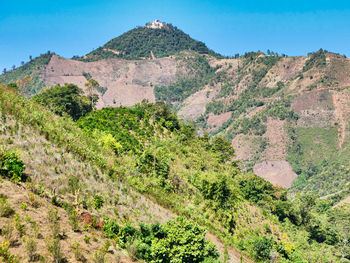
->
[211,137,235,163]
[29,55,32,61]
[32,83,94,121]
[12,65,16,70]
[2,68,6,74]
[85,78,100,107]
[150,217,219,263]
[16,75,32,92]
[21,61,24,66]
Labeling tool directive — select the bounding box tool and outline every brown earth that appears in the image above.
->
[207,111,232,131]
[263,118,288,160]
[253,161,297,188]
[44,55,178,108]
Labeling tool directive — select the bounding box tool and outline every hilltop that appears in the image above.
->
[78,20,221,61]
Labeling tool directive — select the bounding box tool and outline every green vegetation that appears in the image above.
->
[0,150,26,182]
[0,52,53,96]
[303,49,327,72]
[155,54,218,103]
[79,24,221,61]
[288,126,350,198]
[103,217,219,263]
[0,83,349,262]
[32,84,96,121]
[77,102,181,154]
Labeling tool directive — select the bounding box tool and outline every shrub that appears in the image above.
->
[0,241,19,263]
[0,197,15,217]
[0,150,26,182]
[71,242,86,262]
[92,248,106,263]
[150,217,219,263]
[93,195,104,209]
[84,235,90,244]
[23,237,37,262]
[46,237,62,263]
[251,236,275,262]
[102,218,119,239]
[14,214,25,237]
[68,209,80,232]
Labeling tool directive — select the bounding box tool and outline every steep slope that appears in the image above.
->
[1,84,349,262]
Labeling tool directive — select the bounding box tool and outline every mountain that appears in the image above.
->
[1,83,350,262]
[0,23,349,205]
[78,20,222,61]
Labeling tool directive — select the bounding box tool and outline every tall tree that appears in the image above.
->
[85,78,100,107]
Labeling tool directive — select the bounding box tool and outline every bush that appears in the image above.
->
[102,218,119,239]
[93,195,104,209]
[150,217,219,263]
[0,150,26,182]
[23,237,37,262]
[0,241,19,263]
[0,197,15,217]
[251,236,275,262]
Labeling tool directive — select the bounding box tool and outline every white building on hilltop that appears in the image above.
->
[146,19,166,29]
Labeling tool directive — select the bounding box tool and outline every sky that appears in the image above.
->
[1,0,350,70]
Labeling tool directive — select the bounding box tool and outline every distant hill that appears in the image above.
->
[0,52,53,96]
[78,20,222,61]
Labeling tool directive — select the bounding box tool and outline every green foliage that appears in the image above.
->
[0,197,15,217]
[137,149,170,185]
[199,173,238,209]
[0,150,26,182]
[77,102,181,154]
[0,241,19,263]
[79,24,221,61]
[101,217,219,262]
[150,217,219,263]
[235,173,281,204]
[155,55,217,103]
[205,101,225,115]
[251,236,275,262]
[303,49,327,72]
[102,218,120,239]
[210,137,235,163]
[93,194,104,209]
[0,52,53,96]
[32,84,94,121]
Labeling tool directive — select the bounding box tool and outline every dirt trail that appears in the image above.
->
[306,83,350,93]
[332,92,346,149]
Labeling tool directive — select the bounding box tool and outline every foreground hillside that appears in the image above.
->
[1,84,350,262]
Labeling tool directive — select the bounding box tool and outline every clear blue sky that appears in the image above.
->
[1,0,350,70]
